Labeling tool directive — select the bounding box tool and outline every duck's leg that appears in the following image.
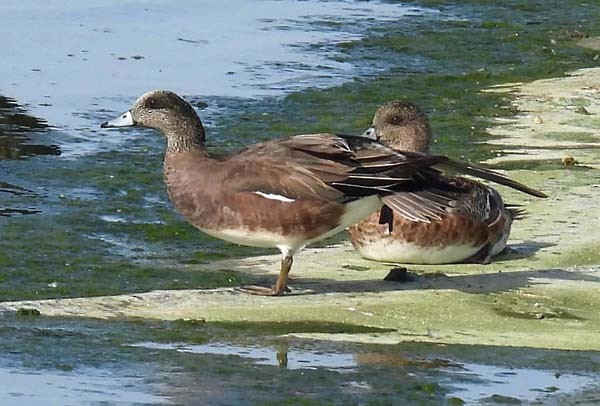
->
[273,255,293,295]
[238,255,293,296]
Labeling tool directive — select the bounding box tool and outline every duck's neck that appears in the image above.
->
[165,120,207,155]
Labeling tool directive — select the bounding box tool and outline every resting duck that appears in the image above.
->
[101,91,545,295]
[349,100,541,264]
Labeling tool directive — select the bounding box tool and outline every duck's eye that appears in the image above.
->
[145,98,158,109]
[390,115,403,125]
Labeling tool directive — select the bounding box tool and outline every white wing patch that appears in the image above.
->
[254,191,295,203]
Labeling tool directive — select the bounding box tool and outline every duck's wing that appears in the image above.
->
[219,133,461,222]
[219,133,545,222]
[449,180,506,225]
[220,155,347,203]
[304,135,548,199]
[380,189,460,222]
[276,133,453,192]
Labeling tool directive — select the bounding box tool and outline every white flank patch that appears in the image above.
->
[340,195,382,228]
[304,195,382,245]
[253,191,295,203]
[356,239,481,265]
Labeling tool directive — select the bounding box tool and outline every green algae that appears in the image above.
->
[209,321,395,336]
[487,158,584,172]
[536,131,599,144]
[1,314,599,403]
[553,97,592,108]
[15,307,41,317]
[547,243,600,268]
[132,319,396,342]
[489,292,587,322]
[562,116,600,130]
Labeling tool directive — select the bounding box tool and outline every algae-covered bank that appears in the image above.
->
[3,0,600,404]
[6,28,600,353]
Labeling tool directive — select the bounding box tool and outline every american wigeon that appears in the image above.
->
[101,91,545,294]
[350,100,544,264]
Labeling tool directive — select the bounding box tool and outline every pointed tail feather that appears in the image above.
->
[506,204,528,220]
[436,158,548,198]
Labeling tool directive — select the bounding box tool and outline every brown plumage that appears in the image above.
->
[101,91,546,295]
[349,100,546,264]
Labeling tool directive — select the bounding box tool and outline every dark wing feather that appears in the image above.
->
[435,157,548,198]
[229,133,443,198]
[382,189,460,223]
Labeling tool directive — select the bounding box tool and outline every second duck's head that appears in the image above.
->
[101,90,205,145]
[363,100,432,153]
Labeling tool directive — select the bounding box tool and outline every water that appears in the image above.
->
[1,315,600,405]
[447,363,597,404]
[2,0,600,403]
[2,0,431,156]
[132,341,358,370]
[133,340,600,403]
[0,367,167,406]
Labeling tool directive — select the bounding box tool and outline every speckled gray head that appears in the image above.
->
[101,90,205,144]
[368,100,432,153]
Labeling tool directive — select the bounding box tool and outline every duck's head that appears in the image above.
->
[363,100,432,153]
[101,90,205,144]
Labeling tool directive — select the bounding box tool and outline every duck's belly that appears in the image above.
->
[200,227,306,254]
[489,222,511,257]
[356,238,481,264]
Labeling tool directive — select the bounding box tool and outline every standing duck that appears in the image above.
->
[350,100,542,264]
[101,91,545,295]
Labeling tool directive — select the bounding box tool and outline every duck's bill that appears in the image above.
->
[361,126,377,140]
[100,111,134,128]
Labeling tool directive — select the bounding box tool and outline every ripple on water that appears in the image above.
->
[444,362,598,404]
[0,366,168,405]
